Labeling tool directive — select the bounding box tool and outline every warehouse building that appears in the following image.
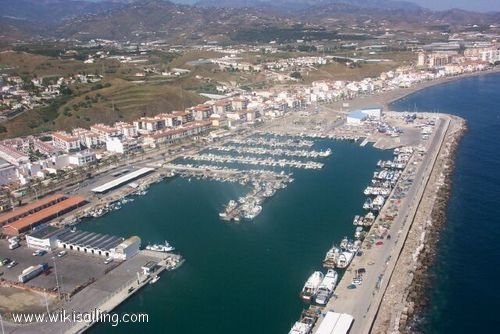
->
[0,194,66,227]
[2,195,87,236]
[57,229,141,260]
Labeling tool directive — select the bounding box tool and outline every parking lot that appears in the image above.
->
[0,239,121,294]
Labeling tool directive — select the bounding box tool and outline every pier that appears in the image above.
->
[183,153,324,169]
[307,116,450,334]
[161,163,292,222]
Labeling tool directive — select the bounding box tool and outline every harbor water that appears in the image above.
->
[391,72,500,332]
[81,140,392,333]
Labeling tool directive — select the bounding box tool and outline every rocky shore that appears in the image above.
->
[371,115,467,333]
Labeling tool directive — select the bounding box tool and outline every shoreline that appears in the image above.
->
[327,66,500,112]
[385,66,500,109]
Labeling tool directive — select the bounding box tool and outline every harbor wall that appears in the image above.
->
[371,115,466,333]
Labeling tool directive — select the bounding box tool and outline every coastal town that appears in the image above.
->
[0,1,499,333]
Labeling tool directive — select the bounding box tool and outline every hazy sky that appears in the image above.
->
[410,0,500,12]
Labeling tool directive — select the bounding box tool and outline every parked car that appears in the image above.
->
[104,257,113,265]
[7,261,17,269]
[32,250,46,256]
[57,250,67,257]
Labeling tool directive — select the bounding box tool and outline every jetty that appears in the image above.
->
[305,116,450,334]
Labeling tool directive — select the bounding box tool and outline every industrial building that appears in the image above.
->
[1,195,87,236]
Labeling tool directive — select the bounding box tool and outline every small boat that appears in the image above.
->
[150,275,160,284]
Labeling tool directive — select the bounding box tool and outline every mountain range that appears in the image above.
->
[1,0,499,43]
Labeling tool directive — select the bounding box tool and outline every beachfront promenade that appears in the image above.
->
[312,115,450,334]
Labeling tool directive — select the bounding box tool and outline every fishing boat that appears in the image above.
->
[337,251,355,269]
[146,241,175,252]
[300,271,324,302]
[322,245,340,268]
[314,269,338,305]
[288,309,318,334]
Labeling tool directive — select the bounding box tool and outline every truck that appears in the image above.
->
[18,263,48,283]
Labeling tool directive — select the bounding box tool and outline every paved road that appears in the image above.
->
[313,116,449,334]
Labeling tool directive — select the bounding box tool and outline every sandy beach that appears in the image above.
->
[327,66,500,112]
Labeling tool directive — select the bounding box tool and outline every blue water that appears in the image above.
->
[391,73,500,333]
[81,140,392,333]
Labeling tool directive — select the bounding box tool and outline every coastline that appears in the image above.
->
[326,66,500,112]
[385,66,500,109]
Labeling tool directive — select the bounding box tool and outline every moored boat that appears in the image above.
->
[300,271,324,302]
[314,269,338,305]
[150,275,160,284]
[322,245,340,268]
[146,240,175,252]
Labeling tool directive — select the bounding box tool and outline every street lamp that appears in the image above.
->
[52,257,60,299]
[0,313,5,334]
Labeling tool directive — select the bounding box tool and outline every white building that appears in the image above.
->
[52,132,81,152]
[360,107,383,119]
[68,151,96,166]
[346,110,367,125]
[106,136,139,154]
[111,236,141,260]
[0,159,19,185]
[481,48,500,64]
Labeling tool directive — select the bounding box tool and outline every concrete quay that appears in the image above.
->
[311,115,451,334]
[1,251,181,334]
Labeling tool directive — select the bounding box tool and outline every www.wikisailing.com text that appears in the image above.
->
[11,309,148,327]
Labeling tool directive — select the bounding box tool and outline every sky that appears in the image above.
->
[396,0,500,12]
